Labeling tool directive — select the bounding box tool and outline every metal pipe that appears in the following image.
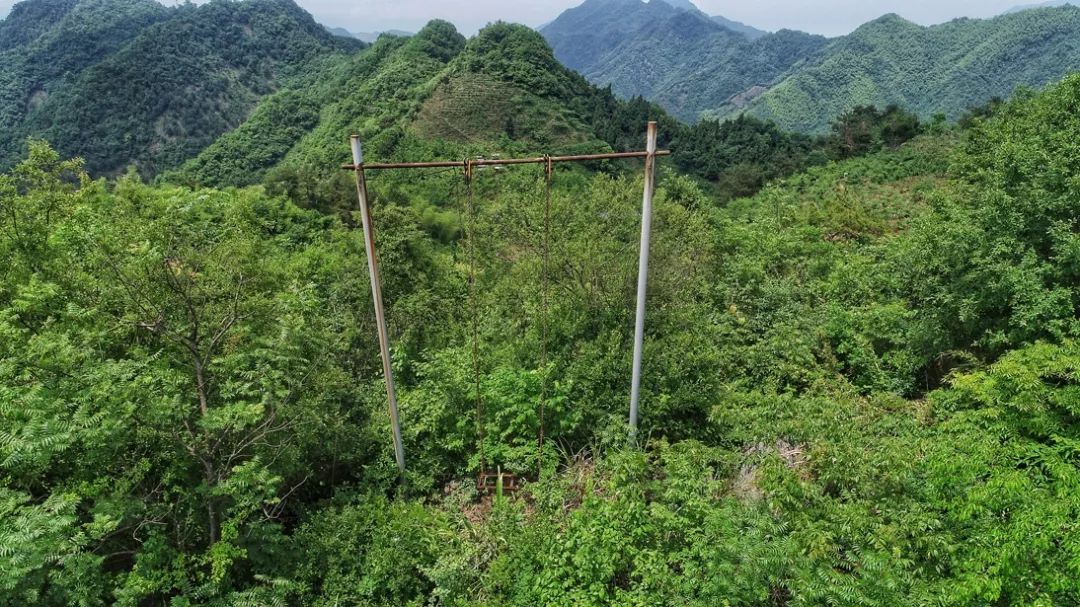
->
[351,136,406,476]
[629,122,658,438]
[341,149,671,171]
[342,160,466,170]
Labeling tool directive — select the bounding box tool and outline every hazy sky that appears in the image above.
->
[308,0,1032,36]
[0,0,1045,36]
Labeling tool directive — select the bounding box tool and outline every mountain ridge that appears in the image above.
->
[174,19,679,190]
[712,14,768,39]
[1006,0,1080,13]
[543,0,1080,130]
[0,0,361,175]
[653,0,769,38]
[541,0,827,122]
[732,5,1080,131]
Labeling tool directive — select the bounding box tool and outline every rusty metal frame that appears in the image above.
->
[342,149,670,171]
[346,123,667,478]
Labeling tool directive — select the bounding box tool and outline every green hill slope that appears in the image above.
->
[177,22,465,186]
[175,21,680,189]
[0,0,359,176]
[544,0,1080,132]
[729,7,1080,132]
[11,74,1080,606]
[0,0,79,51]
[0,0,169,133]
[540,0,827,122]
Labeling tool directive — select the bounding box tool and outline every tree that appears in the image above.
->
[827,105,921,159]
[1,143,371,603]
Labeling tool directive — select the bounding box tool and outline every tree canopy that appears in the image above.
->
[3,71,1080,605]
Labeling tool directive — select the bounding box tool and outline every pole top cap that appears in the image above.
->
[350,136,363,165]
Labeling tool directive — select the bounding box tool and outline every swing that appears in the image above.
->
[467,157,553,495]
[344,122,665,486]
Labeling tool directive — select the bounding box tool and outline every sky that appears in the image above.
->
[0,0,1050,36]
[294,0,1033,37]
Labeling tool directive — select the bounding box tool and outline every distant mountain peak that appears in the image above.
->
[853,12,921,33]
[869,12,916,24]
[594,0,770,40]
[711,14,768,39]
[655,0,700,12]
[322,25,413,43]
[1005,0,1080,12]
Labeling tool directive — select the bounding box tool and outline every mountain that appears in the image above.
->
[173,20,677,189]
[0,0,169,129]
[540,0,681,73]
[540,0,826,122]
[0,0,361,176]
[545,0,1080,132]
[712,15,768,39]
[732,7,1080,132]
[323,25,414,42]
[657,0,769,37]
[1006,0,1080,13]
[325,25,354,37]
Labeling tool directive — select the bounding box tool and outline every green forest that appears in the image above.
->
[0,0,359,176]
[539,0,829,122]
[542,0,1080,129]
[3,0,1080,605]
[737,7,1080,132]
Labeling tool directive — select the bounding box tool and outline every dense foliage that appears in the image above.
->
[540,0,828,122]
[175,19,923,210]
[671,115,824,200]
[0,0,359,177]
[738,7,1080,132]
[3,1,1080,604]
[4,25,1080,597]
[542,0,1080,131]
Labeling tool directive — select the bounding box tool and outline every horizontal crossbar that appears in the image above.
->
[340,149,671,171]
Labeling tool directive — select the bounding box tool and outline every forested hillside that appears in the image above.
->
[540,0,828,122]
[543,0,1080,130]
[736,6,1080,132]
[4,0,1080,604]
[5,51,1080,602]
[1,0,892,198]
[172,21,690,206]
[0,0,360,176]
[174,19,924,209]
[0,0,169,134]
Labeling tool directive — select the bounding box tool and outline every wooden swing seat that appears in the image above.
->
[476,471,521,494]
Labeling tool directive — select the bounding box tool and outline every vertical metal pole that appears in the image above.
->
[629,121,658,438]
[351,136,406,476]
